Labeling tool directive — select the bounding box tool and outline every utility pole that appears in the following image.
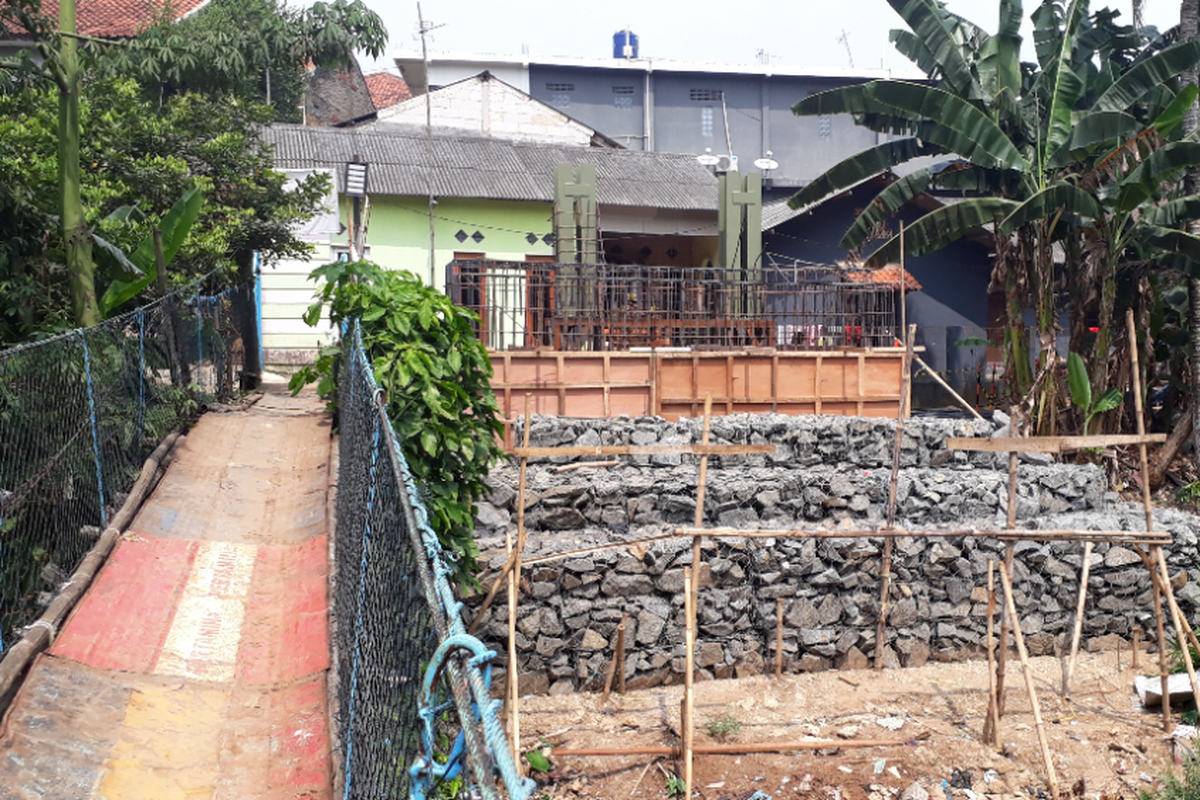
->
[417,3,443,287]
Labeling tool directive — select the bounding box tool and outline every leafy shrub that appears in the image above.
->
[290,260,504,581]
[1140,752,1200,800]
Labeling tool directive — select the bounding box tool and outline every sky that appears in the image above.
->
[361,0,1185,75]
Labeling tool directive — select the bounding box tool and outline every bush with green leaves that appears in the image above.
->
[290,260,504,581]
[1140,752,1200,800]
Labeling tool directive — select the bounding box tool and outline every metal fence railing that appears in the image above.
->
[0,278,255,653]
[446,259,899,352]
[333,320,532,800]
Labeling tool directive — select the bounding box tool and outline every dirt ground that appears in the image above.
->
[519,648,1186,800]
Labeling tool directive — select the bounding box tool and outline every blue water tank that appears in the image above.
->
[613,29,639,59]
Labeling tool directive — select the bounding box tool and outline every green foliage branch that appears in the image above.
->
[289,260,504,581]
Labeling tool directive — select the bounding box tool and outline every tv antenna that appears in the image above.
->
[836,29,854,68]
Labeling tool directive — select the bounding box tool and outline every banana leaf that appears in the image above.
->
[787,137,941,210]
[1093,38,1200,112]
[840,169,933,250]
[998,182,1103,234]
[862,197,1020,266]
[98,188,203,316]
[886,0,981,98]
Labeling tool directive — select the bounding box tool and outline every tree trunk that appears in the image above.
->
[59,0,98,328]
[1183,0,1200,464]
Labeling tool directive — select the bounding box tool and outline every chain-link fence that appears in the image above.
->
[0,278,255,652]
[333,320,532,800]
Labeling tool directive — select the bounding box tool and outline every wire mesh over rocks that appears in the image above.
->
[0,279,254,652]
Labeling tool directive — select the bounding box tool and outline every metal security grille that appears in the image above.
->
[446,260,899,352]
[333,321,532,800]
[0,278,254,652]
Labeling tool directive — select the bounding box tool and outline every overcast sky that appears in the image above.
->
[361,0,1184,75]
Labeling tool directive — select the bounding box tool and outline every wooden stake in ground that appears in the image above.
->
[983,559,1000,746]
[877,323,916,670]
[775,596,785,678]
[996,405,1019,717]
[602,613,627,704]
[683,567,696,800]
[692,393,713,615]
[1064,541,1094,700]
[1127,310,1172,731]
[507,394,532,764]
[1133,627,1140,669]
[998,561,1060,798]
[1154,547,1200,714]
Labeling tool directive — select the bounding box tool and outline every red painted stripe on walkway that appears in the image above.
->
[51,535,197,674]
[236,534,330,685]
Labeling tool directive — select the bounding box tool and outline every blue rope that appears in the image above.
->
[138,309,145,444]
[341,402,382,800]
[80,332,108,529]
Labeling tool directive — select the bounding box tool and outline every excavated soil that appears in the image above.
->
[519,648,1184,800]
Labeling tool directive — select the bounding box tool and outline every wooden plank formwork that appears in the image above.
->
[492,349,908,445]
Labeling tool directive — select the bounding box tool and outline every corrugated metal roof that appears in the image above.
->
[262,124,718,211]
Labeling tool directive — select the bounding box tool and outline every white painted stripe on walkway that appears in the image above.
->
[154,541,257,682]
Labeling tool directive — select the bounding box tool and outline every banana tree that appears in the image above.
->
[788,0,1200,428]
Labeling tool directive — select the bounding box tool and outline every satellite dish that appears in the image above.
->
[697,153,720,166]
[754,157,779,171]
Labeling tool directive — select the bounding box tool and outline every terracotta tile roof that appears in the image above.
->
[844,264,922,291]
[364,71,411,110]
[3,0,208,39]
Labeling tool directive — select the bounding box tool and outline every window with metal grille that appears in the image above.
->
[818,115,832,138]
[690,88,722,102]
[545,82,575,92]
[701,106,714,137]
[612,86,634,94]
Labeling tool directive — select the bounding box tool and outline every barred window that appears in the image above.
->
[690,88,722,102]
[545,82,575,92]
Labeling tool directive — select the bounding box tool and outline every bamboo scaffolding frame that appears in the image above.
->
[1064,541,1094,700]
[507,394,532,765]
[551,731,931,758]
[877,323,915,669]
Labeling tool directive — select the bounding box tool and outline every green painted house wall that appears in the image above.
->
[359,196,555,289]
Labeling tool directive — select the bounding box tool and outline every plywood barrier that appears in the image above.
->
[490,349,909,445]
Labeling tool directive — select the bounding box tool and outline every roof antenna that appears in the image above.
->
[836,29,854,68]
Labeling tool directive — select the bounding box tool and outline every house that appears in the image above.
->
[762,180,997,403]
[392,43,924,187]
[259,123,720,367]
[1,0,210,59]
[373,72,621,148]
[364,71,411,111]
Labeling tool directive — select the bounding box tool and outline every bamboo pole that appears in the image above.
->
[1064,541,1094,699]
[692,392,713,610]
[1126,310,1172,731]
[913,353,987,422]
[552,731,932,758]
[507,394,532,764]
[877,323,915,670]
[683,567,696,800]
[602,613,627,705]
[984,559,1000,746]
[998,561,1060,798]
[617,615,627,696]
[775,596,785,678]
[1133,627,1140,670]
[1155,547,1200,715]
[997,405,1019,717]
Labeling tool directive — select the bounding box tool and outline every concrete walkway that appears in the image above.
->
[0,392,333,799]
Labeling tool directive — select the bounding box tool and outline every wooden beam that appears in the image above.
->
[947,433,1167,453]
[512,443,776,457]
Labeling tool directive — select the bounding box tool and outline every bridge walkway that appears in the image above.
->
[0,391,333,799]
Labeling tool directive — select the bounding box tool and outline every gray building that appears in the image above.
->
[393,48,923,188]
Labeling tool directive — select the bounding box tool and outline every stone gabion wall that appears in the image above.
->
[468,413,1200,695]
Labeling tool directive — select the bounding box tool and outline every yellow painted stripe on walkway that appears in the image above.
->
[92,683,227,799]
[154,541,257,683]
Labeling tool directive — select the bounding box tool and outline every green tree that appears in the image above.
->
[788,0,1200,431]
[291,260,505,582]
[0,0,385,329]
[0,77,329,342]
